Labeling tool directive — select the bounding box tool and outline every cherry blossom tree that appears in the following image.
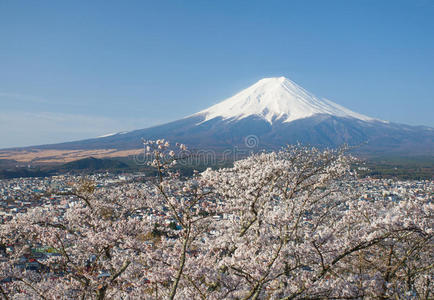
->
[0,141,432,299]
[0,140,217,299]
[196,146,432,299]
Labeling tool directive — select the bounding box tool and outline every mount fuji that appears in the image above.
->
[5,77,434,158]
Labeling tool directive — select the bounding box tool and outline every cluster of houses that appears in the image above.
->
[0,173,136,223]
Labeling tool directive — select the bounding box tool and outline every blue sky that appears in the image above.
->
[1,0,433,148]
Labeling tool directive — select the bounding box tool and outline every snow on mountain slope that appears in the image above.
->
[195,77,376,124]
[97,131,129,138]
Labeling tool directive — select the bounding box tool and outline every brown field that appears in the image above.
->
[0,148,143,164]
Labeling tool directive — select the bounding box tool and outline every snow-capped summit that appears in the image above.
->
[196,76,375,124]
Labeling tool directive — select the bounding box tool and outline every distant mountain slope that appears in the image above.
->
[2,77,433,159]
[60,157,129,171]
